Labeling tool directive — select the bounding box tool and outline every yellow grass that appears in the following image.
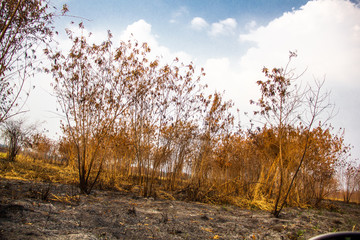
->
[226,196,274,211]
[0,154,77,184]
[50,193,80,204]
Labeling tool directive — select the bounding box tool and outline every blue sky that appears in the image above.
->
[28,0,360,159]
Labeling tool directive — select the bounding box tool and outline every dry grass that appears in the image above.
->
[226,196,274,211]
[2,152,357,213]
[0,154,77,184]
[50,193,80,204]
[0,154,153,202]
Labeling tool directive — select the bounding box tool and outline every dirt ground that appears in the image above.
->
[0,178,359,240]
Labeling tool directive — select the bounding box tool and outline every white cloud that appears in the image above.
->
[239,0,360,86]
[209,18,237,36]
[191,17,238,36]
[191,17,209,30]
[202,56,259,119]
[119,19,193,64]
[120,20,155,45]
[204,58,231,84]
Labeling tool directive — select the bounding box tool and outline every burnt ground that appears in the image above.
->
[0,178,359,240]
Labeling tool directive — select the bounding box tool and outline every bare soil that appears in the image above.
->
[0,178,359,240]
